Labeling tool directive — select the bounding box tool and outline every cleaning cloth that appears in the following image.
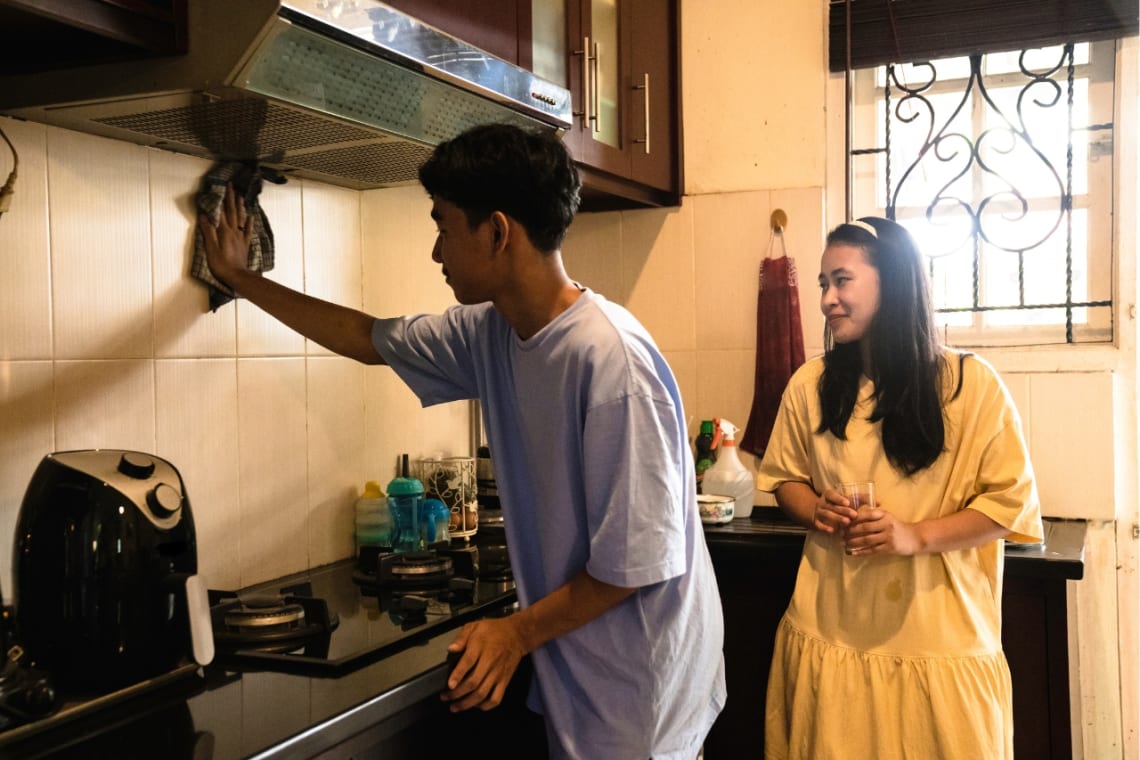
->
[191,161,285,311]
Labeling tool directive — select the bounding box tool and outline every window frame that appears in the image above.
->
[846,41,1117,349]
[824,37,1137,374]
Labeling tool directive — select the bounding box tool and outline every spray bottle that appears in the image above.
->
[701,418,755,519]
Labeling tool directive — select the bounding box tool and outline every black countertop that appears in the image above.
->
[0,561,519,760]
[703,508,1087,580]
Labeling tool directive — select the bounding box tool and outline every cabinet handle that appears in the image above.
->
[633,72,650,154]
[590,40,600,133]
[573,37,592,130]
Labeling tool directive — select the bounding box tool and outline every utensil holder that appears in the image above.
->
[414,457,478,539]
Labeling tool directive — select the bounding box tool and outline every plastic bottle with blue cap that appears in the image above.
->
[386,454,424,552]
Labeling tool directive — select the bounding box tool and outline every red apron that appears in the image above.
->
[740,238,806,459]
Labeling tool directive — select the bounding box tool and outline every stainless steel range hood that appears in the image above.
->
[0,0,572,190]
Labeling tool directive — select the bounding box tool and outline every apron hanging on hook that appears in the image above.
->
[740,209,806,458]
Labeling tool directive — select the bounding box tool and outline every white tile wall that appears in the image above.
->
[0,119,50,361]
[48,130,153,360]
[1026,372,1115,519]
[0,117,469,595]
[150,149,235,359]
[0,111,1119,601]
[238,180,306,357]
[0,361,54,588]
[155,358,241,589]
[237,357,309,585]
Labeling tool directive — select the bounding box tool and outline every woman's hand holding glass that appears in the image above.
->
[843,503,924,556]
[812,487,861,535]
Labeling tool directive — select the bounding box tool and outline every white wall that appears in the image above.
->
[0,117,470,593]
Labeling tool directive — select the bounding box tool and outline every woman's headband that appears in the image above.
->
[847,219,878,238]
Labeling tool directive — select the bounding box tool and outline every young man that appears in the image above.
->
[199,124,725,759]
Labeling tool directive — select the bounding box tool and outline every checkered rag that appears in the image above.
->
[191,161,285,312]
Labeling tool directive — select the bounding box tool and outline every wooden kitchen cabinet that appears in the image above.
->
[536,0,681,209]
[382,0,533,68]
[393,0,681,209]
[0,0,188,75]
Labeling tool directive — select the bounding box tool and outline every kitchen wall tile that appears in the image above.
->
[680,0,826,194]
[0,360,55,593]
[662,350,698,439]
[692,190,770,351]
[150,149,236,359]
[360,184,470,475]
[237,180,305,356]
[621,203,696,352]
[237,357,308,585]
[361,184,446,318]
[306,356,366,567]
[1027,372,1114,519]
[303,184,362,356]
[563,209,627,302]
[694,348,760,475]
[364,369,471,486]
[0,118,51,361]
[54,359,156,453]
[48,129,153,360]
[155,358,241,590]
[999,371,1032,441]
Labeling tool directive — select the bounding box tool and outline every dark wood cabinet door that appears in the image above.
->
[628,0,678,193]
[383,0,532,68]
[703,537,1074,760]
[565,0,633,178]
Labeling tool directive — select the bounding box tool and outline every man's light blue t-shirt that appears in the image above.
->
[372,290,725,759]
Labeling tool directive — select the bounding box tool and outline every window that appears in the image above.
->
[847,41,1118,346]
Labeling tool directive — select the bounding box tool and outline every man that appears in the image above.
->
[199,123,725,759]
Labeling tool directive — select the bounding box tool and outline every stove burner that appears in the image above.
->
[0,647,57,729]
[353,546,478,592]
[222,594,308,630]
[385,552,453,581]
[208,586,339,656]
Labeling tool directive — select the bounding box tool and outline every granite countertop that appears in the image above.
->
[1,575,519,760]
[703,508,1086,580]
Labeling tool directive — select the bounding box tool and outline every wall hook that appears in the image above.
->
[770,208,788,233]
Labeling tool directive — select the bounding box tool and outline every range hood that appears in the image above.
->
[0,0,572,190]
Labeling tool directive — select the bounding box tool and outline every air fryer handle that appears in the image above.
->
[181,574,215,667]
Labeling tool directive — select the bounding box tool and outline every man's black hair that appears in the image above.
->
[418,123,581,252]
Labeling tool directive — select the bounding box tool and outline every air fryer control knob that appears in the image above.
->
[147,483,182,517]
[118,452,156,480]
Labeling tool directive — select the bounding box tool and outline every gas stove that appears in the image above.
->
[206,553,516,677]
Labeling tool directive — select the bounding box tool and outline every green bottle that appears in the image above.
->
[694,419,717,491]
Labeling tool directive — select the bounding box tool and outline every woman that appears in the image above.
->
[757,217,1043,759]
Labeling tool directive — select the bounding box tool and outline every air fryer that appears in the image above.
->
[12,450,213,694]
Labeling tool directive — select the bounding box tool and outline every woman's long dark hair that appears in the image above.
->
[817,217,947,475]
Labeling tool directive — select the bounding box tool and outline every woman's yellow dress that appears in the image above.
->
[756,350,1044,760]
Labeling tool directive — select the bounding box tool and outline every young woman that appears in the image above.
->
[757,216,1043,759]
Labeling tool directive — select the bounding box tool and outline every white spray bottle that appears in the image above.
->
[702,418,755,519]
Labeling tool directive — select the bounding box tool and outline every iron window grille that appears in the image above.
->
[847,41,1117,346]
